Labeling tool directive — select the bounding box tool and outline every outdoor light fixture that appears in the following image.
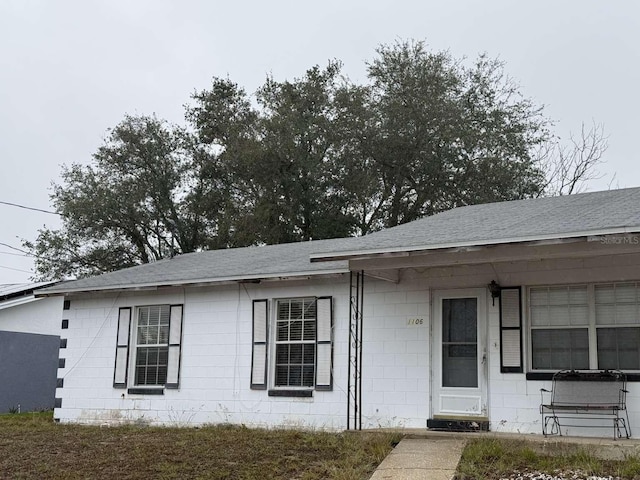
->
[488,280,501,306]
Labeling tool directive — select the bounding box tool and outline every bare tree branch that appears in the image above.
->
[540,121,609,196]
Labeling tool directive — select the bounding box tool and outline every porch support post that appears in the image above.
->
[348,270,364,430]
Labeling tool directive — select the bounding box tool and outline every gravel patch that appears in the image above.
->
[500,470,620,480]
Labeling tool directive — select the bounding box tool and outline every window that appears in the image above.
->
[134,305,170,386]
[530,286,589,370]
[274,298,317,387]
[529,283,640,371]
[250,297,333,392]
[113,304,183,390]
[595,284,640,370]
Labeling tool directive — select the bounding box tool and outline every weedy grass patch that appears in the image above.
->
[0,412,402,480]
[456,437,640,479]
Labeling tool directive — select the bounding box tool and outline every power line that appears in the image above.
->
[0,264,32,274]
[0,242,34,257]
[0,200,59,215]
[0,242,64,265]
[0,244,35,274]
[0,250,30,258]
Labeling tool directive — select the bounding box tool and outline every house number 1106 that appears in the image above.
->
[407,318,424,325]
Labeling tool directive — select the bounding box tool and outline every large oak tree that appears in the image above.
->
[27,40,602,280]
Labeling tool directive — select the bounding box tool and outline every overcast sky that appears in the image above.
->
[1,0,639,284]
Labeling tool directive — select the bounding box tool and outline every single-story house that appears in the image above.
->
[0,282,62,413]
[38,187,640,436]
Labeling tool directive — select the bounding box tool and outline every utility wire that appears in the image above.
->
[0,264,32,274]
[0,200,59,215]
[0,244,35,274]
[0,242,73,270]
[0,250,30,258]
[0,242,34,257]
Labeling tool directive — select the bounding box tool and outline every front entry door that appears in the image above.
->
[432,289,487,418]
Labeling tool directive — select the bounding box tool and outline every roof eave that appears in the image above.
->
[309,227,640,262]
[35,268,350,297]
[0,295,39,311]
[0,281,59,301]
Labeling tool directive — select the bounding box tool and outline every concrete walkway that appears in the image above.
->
[370,437,466,480]
[369,430,640,479]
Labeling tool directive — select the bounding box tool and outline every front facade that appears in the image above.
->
[56,279,348,427]
[42,188,640,437]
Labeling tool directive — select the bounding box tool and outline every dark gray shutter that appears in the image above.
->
[113,307,131,388]
[315,296,333,390]
[499,287,523,373]
[251,299,268,389]
[166,304,184,389]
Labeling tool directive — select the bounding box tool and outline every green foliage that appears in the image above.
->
[363,41,548,227]
[188,62,358,244]
[29,40,557,279]
[27,115,230,279]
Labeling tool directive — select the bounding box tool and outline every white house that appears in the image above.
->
[0,282,62,412]
[38,187,640,436]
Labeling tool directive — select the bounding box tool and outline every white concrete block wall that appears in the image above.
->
[360,277,430,429]
[55,250,640,437]
[486,295,543,435]
[56,278,350,429]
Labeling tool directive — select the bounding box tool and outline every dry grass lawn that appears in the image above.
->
[0,412,401,480]
[456,437,640,479]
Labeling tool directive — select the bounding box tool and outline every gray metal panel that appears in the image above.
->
[0,330,59,413]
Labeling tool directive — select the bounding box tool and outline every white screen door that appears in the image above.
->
[432,289,487,417]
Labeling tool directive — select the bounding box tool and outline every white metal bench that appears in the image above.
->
[540,369,630,439]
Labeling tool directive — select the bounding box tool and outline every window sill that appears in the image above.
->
[268,389,313,398]
[127,387,164,395]
[527,372,640,382]
[526,372,554,381]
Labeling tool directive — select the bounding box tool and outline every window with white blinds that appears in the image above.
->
[275,298,317,388]
[250,296,334,392]
[113,304,183,390]
[135,305,170,386]
[530,286,589,370]
[529,283,640,371]
[595,283,640,370]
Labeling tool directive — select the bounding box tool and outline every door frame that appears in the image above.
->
[431,288,488,418]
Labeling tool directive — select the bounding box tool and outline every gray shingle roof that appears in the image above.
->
[39,187,640,295]
[312,186,640,260]
[40,239,351,295]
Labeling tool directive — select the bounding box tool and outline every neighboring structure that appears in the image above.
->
[38,187,640,437]
[0,282,62,413]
